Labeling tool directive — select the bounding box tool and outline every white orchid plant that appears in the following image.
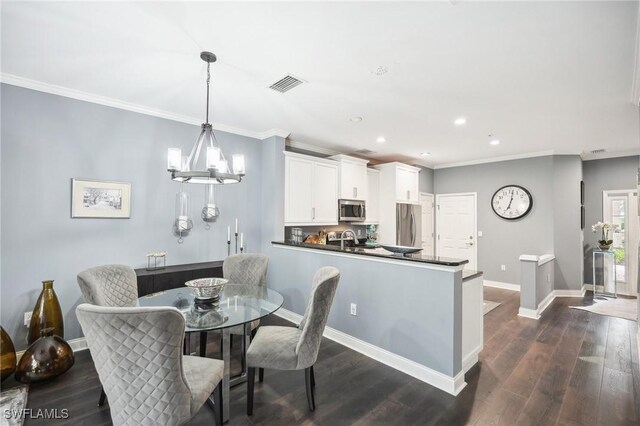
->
[591,221,619,246]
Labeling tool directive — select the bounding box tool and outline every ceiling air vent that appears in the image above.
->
[590,149,606,154]
[355,149,376,155]
[268,75,305,93]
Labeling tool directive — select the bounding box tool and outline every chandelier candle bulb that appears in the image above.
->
[240,233,244,249]
[235,218,238,234]
[178,216,189,231]
[167,148,182,171]
[232,154,246,175]
[227,226,231,242]
[206,147,220,170]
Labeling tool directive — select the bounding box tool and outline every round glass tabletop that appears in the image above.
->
[138,284,284,333]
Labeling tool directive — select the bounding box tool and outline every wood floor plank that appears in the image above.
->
[597,366,637,426]
[502,341,553,398]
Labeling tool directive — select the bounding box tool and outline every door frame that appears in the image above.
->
[436,192,478,269]
[602,189,638,296]
[420,192,435,256]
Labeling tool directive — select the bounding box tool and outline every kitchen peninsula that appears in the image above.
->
[267,240,483,395]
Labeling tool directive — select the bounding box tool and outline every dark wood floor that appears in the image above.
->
[4,287,638,425]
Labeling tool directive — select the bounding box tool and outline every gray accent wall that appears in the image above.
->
[434,156,555,284]
[418,165,434,194]
[583,155,639,284]
[552,156,583,291]
[1,84,264,349]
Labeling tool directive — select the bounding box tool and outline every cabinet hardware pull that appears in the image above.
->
[312,207,315,220]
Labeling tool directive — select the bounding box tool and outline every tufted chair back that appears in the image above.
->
[76,304,191,426]
[223,254,269,286]
[77,265,138,307]
[296,267,340,368]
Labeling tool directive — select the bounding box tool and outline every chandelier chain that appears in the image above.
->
[205,61,211,124]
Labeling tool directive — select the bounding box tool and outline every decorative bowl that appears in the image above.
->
[380,245,423,256]
[185,278,228,300]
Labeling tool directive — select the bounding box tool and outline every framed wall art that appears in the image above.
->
[71,179,131,218]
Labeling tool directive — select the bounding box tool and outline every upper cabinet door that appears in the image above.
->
[330,155,368,200]
[365,169,380,224]
[312,162,338,223]
[396,166,419,203]
[284,155,314,223]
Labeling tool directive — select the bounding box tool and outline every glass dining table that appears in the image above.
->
[138,283,284,423]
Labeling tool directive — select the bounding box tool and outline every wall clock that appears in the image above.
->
[491,185,533,220]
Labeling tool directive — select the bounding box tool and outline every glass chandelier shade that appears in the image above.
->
[167,51,245,185]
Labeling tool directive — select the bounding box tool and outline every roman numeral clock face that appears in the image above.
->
[491,185,533,220]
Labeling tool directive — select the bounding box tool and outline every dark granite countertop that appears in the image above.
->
[272,241,469,267]
[462,270,483,281]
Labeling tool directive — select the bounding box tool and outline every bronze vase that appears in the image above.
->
[1,326,17,382]
[15,328,74,383]
[28,280,64,345]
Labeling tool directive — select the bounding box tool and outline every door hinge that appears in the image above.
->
[437,234,440,240]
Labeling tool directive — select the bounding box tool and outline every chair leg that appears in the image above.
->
[258,367,264,383]
[213,383,223,426]
[247,367,255,416]
[305,367,316,412]
[98,387,107,407]
[310,365,315,389]
[199,331,208,357]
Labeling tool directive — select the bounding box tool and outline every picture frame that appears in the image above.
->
[580,180,584,205]
[581,205,585,230]
[71,179,131,218]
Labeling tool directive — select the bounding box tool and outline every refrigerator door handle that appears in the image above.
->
[410,212,416,246]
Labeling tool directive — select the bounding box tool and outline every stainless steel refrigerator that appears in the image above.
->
[396,203,422,248]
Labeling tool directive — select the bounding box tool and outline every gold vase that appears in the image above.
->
[28,280,64,345]
[15,328,74,383]
[1,326,17,382]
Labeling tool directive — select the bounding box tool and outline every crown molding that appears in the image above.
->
[433,150,556,169]
[285,139,339,156]
[0,73,289,141]
[580,149,640,161]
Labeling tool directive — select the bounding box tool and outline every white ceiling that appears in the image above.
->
[2,1,639,167]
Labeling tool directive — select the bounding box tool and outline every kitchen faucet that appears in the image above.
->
[340,229,357,250]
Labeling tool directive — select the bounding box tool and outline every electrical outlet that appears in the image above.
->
[350,303,357,316]
[357,229,362,236]
[24,312,32,326]
[500,265,506,271]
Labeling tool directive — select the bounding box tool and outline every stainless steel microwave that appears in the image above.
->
[338,199,366,222]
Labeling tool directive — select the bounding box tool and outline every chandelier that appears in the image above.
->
[167,51,245,184]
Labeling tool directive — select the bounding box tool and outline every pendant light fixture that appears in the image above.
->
[167,52,245,184]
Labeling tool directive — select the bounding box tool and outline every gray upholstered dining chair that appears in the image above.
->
[77,264,138,406]
[76,304,224,426]
[199,254,269,358]
[77,264,138,308]
[246,266,340,415]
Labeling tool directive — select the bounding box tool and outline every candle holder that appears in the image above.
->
[235,233,239,254]
[146,252,167,271]
[227,240,231,256]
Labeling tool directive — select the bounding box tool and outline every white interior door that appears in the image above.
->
[436,193,477,270]
[603,190,639,296]
[420,193,435,256]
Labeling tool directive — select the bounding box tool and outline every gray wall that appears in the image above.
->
[434,156,555,283]
[418,165,434,194]
[552,156,583,291]
[583,155,639,284]
[0,84,264,349]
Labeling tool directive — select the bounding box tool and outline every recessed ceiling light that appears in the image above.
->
[490,139,500,146]
[350,116,363,122]
[420,152,431,156]
[454,117,466,126]
[376,136,386,143]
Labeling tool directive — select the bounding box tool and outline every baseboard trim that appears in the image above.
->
[275,307,466,396]
[519,287,587,320]
[15,337,88,361]
[484,280,520,291]
[462,347,481,373]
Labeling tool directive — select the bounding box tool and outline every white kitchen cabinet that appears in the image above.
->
[284,152,338,225]
[329,154,368,200]
[395,165,420,203]
[365,169,380,224]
